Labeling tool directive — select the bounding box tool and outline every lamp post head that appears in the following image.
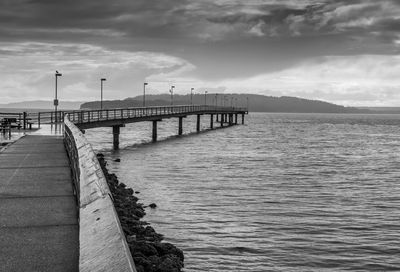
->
[55,71,62,77]
[101,78,106,81]
[172,85,175,89]
[191,88,194,91]
[144,82,148,86]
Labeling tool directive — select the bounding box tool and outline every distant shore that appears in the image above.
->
[4,94,400,114]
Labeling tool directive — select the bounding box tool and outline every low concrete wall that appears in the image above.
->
[64,118,136,272]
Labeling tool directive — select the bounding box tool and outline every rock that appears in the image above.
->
[126,235,136,243]
[135,265,145,272]
[125,188,134,196]
[154,243,184,262]
[133,256,150,271]
[155,254,184,272]
[130,241,158,257]
[135,191,140,194]
[149,203,157,209]
[133,208,146,218]
[114,158,121,162]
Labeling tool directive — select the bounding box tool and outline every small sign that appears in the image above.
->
[54,99,59,106]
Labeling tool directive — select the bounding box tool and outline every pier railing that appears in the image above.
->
[64,105,247,125]
[4,105,248,127]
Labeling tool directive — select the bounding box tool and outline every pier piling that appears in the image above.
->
[196,114,201,132]
[152,120,158,142]
[178,117,183,135]
[112,125,122,149]
[210,114,214,129]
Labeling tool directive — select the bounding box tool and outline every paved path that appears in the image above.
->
[0,135,78,272]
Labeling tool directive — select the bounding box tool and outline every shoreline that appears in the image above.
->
[96,153,184,272]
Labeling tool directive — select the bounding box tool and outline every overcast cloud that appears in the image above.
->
[1,0,400,105]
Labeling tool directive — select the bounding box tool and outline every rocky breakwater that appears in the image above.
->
[97,154,184,272]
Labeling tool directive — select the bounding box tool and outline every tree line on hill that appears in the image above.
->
[80,94,369,114]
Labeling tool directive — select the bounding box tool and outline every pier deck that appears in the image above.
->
[0,135,78,272]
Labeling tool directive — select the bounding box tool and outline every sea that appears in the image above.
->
[81,112,400,271]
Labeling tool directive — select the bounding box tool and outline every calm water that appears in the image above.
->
[85,113,400,271]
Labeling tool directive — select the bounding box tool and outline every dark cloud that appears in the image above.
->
[0,0,189,40]
[0,0,399,46]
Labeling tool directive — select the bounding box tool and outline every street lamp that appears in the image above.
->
[215,93,218,107]
[191,88,194,105]
[170,85,175,105]
[100,78,106,110]
[54,71,62,122]
[204,91,208,106]
[143,82,148,107]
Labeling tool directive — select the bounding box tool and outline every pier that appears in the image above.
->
[0,105,248,271]
[38,105,248,149]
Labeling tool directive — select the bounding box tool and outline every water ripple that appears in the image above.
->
[85,113,400,271]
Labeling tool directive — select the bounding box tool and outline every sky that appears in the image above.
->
[1,0,400,106]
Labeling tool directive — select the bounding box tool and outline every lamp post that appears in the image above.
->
[54,71,62,123]
[191,88,194,105]
[170,85,175,105]
[143,82,148,107]
[100,78,106,110]
[204,91,208,106]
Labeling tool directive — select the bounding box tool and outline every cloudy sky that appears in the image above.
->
[1,0,400,106]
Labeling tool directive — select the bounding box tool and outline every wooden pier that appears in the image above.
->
[62,105,248,149]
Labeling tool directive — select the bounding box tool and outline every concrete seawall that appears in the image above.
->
[64,118,136,272]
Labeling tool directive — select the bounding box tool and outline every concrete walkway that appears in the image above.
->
[0,135,78,272]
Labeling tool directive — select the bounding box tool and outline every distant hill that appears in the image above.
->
[80,94,368,114]
[0,100,85,110]
[357,107,400,114]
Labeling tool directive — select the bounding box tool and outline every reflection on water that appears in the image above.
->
[85,113,400,271]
